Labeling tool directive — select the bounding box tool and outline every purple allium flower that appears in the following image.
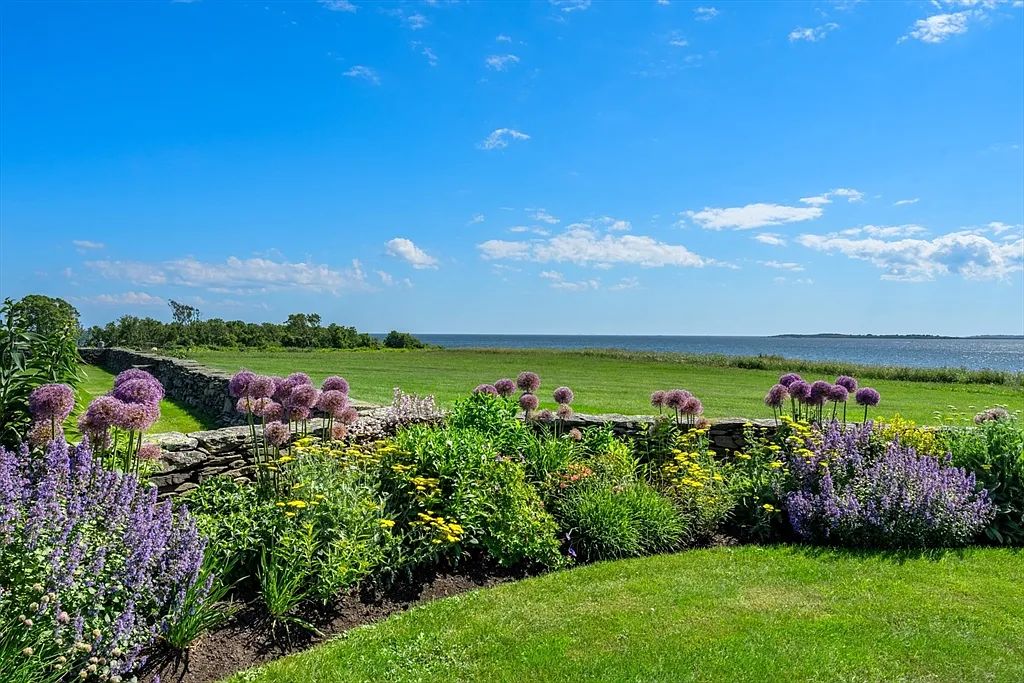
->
[29,384,75,423]
[330,423,348,441]
[83,396,124,430]
[788,380,812,402]
[112,378,164,406]
[835,376,858,392]
[228,370,256,399]
[764,384,789,409]
[236,397,271,416]
[519,393,539,412]
[287,385,319,410]
[269,376,287,402]
[248,375,276,400]
[681,397,703,416]
[114,403,159,432]
[261,401,284,423]
[137,444,162,461]
[556,404,574,420]
[854,387,881,407]
[287,405,311,422]
[974,407,1010,424]
[494,378,516,397]
[553,386,574,405]
[650,390,666,408]
[316,390,349,414]
[285,372,312,387]
[827,384,849,403]
[809,381,833,407]
[264,421,291,447]
[113,368,155,388]
[337,407,360,426]
[28,421,63,447]
[516,371,541,393]
[569,428,583,441]
[664,389,691,411]
[535,408,555,422]
[695,416,712,429]
[321,376,350,395]
[779,373,803,388]
[473,384,499,396]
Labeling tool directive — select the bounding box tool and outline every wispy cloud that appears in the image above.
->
[761,260,804,271]
[668,31,688,47]
[841,224,928,238]
[899,2,1021,45]
[344,65,380,84]
[893,198,920,206]
[496,34,512,42]
[485,54,520,71]
[72,292,165,306]
[789,23,838,42]
[532,209,560,224]
[609,276,640,291]
[72,240,105,252]
[694,6,719,20]
[319,0,357,12]
[799,188,865,205]
[550,0,591,12]
[385,237,439,269]
[685,203,823,230]
[477,128,530,150]
[422,47,438,66]
[755,233,787,246]
[468,214,485,225]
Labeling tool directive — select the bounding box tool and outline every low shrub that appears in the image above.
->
[0,439,207,682]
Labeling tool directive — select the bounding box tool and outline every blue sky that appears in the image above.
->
[1,0,1022,336]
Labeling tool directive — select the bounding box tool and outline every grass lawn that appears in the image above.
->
[187,349,1023,424]
[226,545,1024,683]
[79,364,215,433]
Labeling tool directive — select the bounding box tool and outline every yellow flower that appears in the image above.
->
[284,511,296,517]
[287,500,308,508]
[769,461,783,469]
[446,535,458,542]
[736,453,752,460]
[275,502,285,507]
[762,503,776,512]
[315,494,326,499]
[379,519,396,529]
[291,483,305,490]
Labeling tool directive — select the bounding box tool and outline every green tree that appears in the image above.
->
[17,294,81,339]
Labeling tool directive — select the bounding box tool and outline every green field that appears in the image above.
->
[80,364,214,433]
[227,545,1024,683]
[186,349,1023,424]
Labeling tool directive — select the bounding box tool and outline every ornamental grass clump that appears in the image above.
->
[783,421,994,548]
[0,438,207,682]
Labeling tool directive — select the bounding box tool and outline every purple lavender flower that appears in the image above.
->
[248,375,276,400]
[321,376,350,395]
[264,421,291,447]
[228,370,256,399]
[473,384,499,396]
[516,371,541,393]
[835,376,858,392]
[494,378,516,397]
[316,390,349,414]
[29,384,75,422]
[788,380,812,402]
[779,373,802,388]
[764,384,789,409]
[556,404,574,420]
[650,390,666,409]
[112,378,164,406]
[553,386,574,405]
[519,393,539,413]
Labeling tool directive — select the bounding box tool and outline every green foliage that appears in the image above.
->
[165,554,239,650]
[383,330,427,349]
[16,295,80,340]
[943,412,1024,545]
[725,423,793,542]
[0,298,83,447]
[651,428,736,541]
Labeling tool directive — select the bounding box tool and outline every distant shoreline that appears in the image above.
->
[771,334,1024,340]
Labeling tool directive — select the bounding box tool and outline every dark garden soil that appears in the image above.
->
[140,563,532,683]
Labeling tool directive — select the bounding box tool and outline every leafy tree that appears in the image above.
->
[168,299,201,326]
[17,294,80,339]
[384,330,426,349]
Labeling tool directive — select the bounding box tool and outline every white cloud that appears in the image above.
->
[344,66,380,84]
[988,221,1021,235]
[596,216,632,231]
[478,226,707,268]
[893,198,920,206]
[609,276,640,290]
[485,54,520,70]
[469,214,485,224]
[903,12,971,43]
[496,34,512,42]
[755,233,787,246]
[686,203,823,230]
[73,240,105,252]
[376,270,393,286]
[694,6,719,19]
[405,12,429,29]
[669,32,688,47]
[540,270,563,280]
[657,0,670,5]
[319,0,357,11]
[789,23,838,42]
[477,128,530,150]
[422,47,438,66]
[761,260,805,271]
[799,188,865,205]
[532,209,560,224]
[552,279,599,291]
[385,237,439,269]
[550,0,591,11]
[797,230,1024,281]
[73,292,165,306]
[842,224,929,238]
[773,277,815,285]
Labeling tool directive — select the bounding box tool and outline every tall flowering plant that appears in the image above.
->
[74,369,163,474]
[0,439,207,682]
[783,421,994,548]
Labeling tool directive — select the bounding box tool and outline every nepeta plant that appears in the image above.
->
[0,438,206,682]
[783,421,994,548]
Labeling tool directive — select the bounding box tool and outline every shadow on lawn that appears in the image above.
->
[769,542,1022,565]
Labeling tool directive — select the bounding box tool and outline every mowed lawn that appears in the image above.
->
[187,349,1023,424]
[226,545,1024,683]
[80,364,215,433]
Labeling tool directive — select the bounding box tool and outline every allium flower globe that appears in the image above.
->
[473,384,499,396]
[288,384,319,409]
[650,390,666,409]
[114,402,159,432]
[827,384,849,403]
[835,376,858,393]
[681,397,703,416]
[516,371,541,393]
[264,421,291,447]
[556,404,574,420]
[974,407,1010,424]
[535,408,555,422]
[28,421,64,447]
[113,378,164,406]
[338,406,360,426]
[138,443,162,460]
[261,401,284,423]
[764,384,789,409]
[113,368,155,387]
[779,373,802,388]
[228,370,257,399]
[519,393,539,412]
[29,384,76,422]
[494,378,516,397]
[322,376,350,394]
[249,375,276,400]
[788,380,812,402]
[316,390,348,414]
[553,386,574,405]
[855,387,881,407]
[287,405,312,422]
[330,423,348,441]
[665,389,690,411]
[808,381,832,407]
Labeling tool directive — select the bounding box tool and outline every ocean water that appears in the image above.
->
[407,335,1024,372]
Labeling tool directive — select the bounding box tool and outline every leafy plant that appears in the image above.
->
[165,555,239,650]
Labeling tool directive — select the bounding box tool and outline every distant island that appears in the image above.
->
[772,334,1024,340]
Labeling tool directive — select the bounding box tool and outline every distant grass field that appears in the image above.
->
[227,545,1024,683]
[79,364,214,433]
[186,349,1024,424]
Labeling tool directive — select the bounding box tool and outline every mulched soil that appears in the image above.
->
[140,563,532,683]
